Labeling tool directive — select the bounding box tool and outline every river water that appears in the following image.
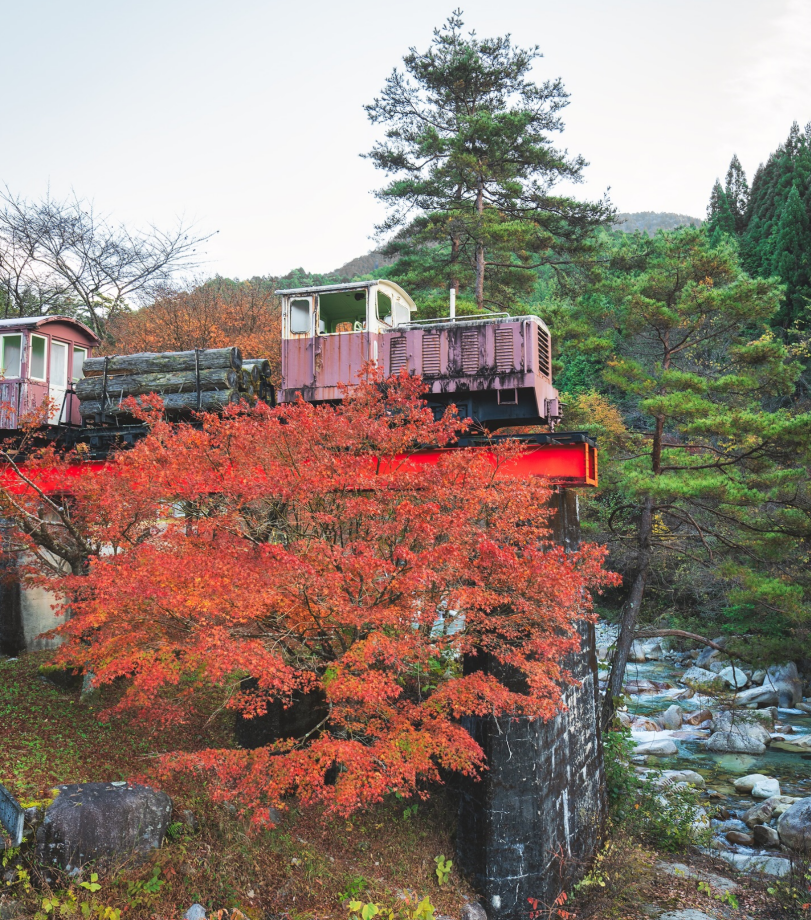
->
[598,630,811,857]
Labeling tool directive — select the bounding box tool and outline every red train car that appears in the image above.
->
[0,315,100,429]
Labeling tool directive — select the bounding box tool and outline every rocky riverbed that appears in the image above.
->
[598,623,811,877]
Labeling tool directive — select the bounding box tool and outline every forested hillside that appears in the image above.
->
[612,211,702,234]
[707,121,811,329]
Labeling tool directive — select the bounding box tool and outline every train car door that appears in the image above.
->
[49,340,69,423]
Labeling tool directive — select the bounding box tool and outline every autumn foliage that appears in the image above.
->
[105,277,281,379]
[6,372,613,817]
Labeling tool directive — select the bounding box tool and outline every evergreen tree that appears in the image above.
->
[771,182,811,327]
[553,227,811,724]
[365,10,611,310]
[724,154,749,234]
[706,179,736,238]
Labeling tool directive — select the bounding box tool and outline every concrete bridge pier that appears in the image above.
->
[455,489,607,920]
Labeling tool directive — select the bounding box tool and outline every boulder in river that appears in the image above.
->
[743,796,784,828]
[753,824,780,848]
[733,773,774,793]
[661,705,683,730]
[696,637,727,668]
[711,710,773,743]
[766,662,803,708]
[684,708,713,726]
[36,782,172,872]
[752,777,781,799]
[778,797,811,852]
[630,638,664,661]
[716,851,791,876]
[726,830,754,845]
[706,731,767,754]
[635,739,678,756]
[660,769,705,788]
[681,667,724,691]
[631,715,662,731]
[732,684,779,706]
[718,666,748,689]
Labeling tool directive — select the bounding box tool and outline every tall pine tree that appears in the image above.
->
[365,11,612,310]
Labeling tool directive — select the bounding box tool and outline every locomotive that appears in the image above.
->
[277,279,562,431]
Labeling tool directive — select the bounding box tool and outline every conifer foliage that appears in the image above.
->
[365,10,611,310]
[7,372,613,817]
[707,123,811,330]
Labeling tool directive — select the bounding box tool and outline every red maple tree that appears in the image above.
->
[7,372,614,818]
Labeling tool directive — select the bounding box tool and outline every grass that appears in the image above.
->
[0,652,476,920]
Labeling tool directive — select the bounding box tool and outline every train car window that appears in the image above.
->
[0,334,22,378]
[30,334,47,381]
[319,290,366,333]
[378,292,392,325]
[290,298,312,334]
[393,301,411,326]
[72,346,88,383]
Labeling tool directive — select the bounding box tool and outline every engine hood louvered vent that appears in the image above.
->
[422,336,440,376]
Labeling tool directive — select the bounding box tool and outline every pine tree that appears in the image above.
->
[365,11,612,309]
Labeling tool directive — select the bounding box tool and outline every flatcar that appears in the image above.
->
[276,280,561,431]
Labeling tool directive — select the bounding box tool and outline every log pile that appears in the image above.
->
[76,348,275,420]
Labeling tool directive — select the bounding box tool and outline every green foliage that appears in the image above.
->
[347,895,436,920]
[766,856,811,917]
[602,725,638,819]
[365,10,611,308]
[708,122,811,330]
[697,879,739,909]
[433,854,452,886]
[339,875,369,902]
[557,225,811,661]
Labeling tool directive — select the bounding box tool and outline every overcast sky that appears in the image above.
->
[2,0,809,279]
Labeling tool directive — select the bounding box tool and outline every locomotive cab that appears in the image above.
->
[278,280,417,403]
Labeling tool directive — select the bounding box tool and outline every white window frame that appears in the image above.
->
[30,333,48,382]
[72,345,88,383]
[0,333,23,378]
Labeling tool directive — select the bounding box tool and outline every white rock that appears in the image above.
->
[635,739,678,756]
[733,773,773,793]
[718,666,748,689]
[716,851,791,876]
[752,777,781,799]
[184,907,207,920]
[751,669,766,684]
[661,704,683,730]
[681,667,723,691]
[661,769,706,788]
[706,732,766,754]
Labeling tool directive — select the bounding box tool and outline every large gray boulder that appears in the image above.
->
[732,684,779,706]
[36,782,172,872]
[635,739,678,756]
[705,732,766,755]
[714,708,776,732]
[767,662,803,708]
[661,705,683,730]
[718,666,748,689]
[681,667,723,691]
[778,797,811,852]
[710,711,772,745]
[696,637,727,669]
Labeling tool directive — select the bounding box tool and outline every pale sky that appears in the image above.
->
[2,0,809,279]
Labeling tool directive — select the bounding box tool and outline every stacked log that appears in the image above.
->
[242,360,276,406]
[76,347,275,419]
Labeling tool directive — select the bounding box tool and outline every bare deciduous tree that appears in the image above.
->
[0,188,212,338]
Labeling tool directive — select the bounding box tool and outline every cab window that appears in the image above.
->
[318,289,367,334]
